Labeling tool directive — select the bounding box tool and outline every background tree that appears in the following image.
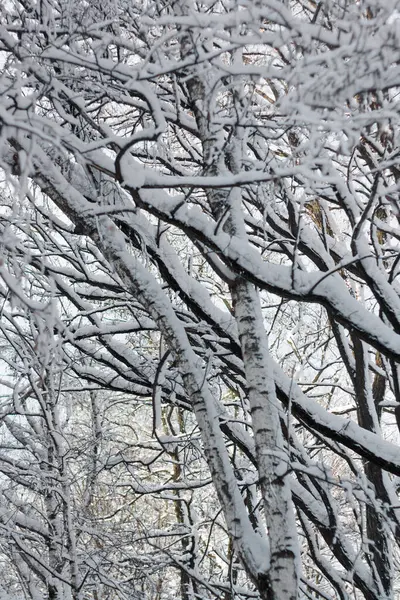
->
[0,0,400,599]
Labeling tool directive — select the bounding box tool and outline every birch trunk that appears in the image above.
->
[183,41,300,595]
[232,279,299,600]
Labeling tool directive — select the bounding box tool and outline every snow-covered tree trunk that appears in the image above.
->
[232,279,299,599]
[183,41,300,596]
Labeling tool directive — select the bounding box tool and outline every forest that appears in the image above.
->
[0,1,399,599]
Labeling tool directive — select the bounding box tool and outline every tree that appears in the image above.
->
[0,0,400,598]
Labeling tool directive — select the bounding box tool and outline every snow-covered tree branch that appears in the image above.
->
[0,1,400,599]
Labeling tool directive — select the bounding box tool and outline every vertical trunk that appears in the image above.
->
[351,335,392,598]
[45,444,61,600]
[182,38,300,595]
[43,379,63,600]
[44,373,80,600]
[232,279,299,600]
[166,407,198,600]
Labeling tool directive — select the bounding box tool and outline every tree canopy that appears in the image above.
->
[0,1,400,599]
